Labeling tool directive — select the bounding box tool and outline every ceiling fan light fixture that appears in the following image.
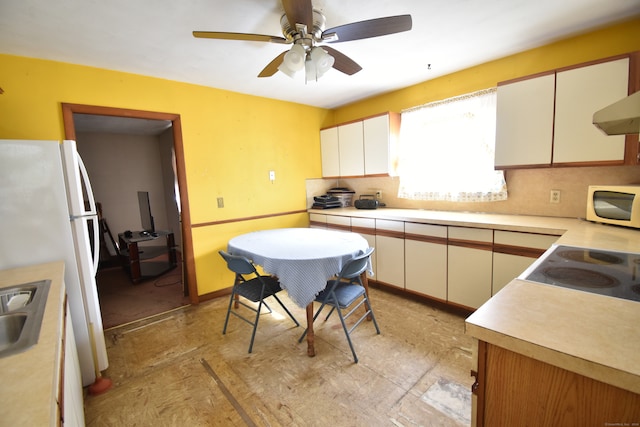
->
[311,47,334,75]
[284,44,306,69]
[305,47,335,83]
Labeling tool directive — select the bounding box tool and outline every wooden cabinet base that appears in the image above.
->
[475,341,640,427]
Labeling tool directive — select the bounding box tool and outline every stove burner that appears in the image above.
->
[543,267,619,288]
[556,250,624,265]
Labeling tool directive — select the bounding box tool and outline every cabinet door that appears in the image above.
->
[494,74,555,168]
[325,215,351,232]
[320,127,340,177]
[553,58,628,164]
[363,114,391,175]
[448,227,493,309]
[309,213,327,229]
[338,121,364,176]
[492,253,538,295]
[351,217,376,277]
[479,342,640,427]
[405,223,447,301]
[492,231,558,295]
[375,219,404,288]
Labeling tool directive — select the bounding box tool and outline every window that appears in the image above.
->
[397,88,507,202]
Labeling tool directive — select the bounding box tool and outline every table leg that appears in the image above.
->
[306,303,315,357]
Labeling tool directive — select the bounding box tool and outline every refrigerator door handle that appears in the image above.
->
[91,215,100,275]
[76,148,98,216]
[62,140,97,217]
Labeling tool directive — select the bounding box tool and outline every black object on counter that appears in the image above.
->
[312,194,343,209]
[355,195,379,210]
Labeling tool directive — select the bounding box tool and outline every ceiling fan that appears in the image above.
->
[193,0,412,82]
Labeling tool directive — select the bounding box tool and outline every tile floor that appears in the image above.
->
[84,287,474,426]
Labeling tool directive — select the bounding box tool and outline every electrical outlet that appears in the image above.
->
[217,197,224,208]
[375,190,382,200]
[550,190,561,204]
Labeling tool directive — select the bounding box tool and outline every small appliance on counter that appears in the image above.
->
[586,185,640,229]
[327,187,355,207]
[522,245,640,303]
[355,194,385,209]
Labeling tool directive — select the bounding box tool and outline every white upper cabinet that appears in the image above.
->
[320,112,400,177]
[363,113,400,175]
[320,127,340,177]
[495,55,631,169]
[338,121,365,176]
[494,73,555,168]
[553,58,628,164]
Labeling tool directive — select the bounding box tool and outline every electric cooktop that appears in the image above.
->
[524,245,640,303]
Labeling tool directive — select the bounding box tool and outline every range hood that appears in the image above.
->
[593,91,640,135]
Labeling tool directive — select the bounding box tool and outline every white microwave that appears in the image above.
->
[586,185,640,229]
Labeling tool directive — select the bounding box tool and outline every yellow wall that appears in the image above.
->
[332,17,640,123]
[0,55,330,295]
[2,17,639,296]
[312,17,640,220]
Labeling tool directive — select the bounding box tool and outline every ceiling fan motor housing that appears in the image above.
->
[280,9,326,46]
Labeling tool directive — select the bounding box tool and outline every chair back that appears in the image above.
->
[337,247,374,280]
[219,250,258,275]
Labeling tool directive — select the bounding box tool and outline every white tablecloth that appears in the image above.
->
[228,228,370,307]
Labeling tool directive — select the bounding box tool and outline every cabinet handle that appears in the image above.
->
[470,370,479,394]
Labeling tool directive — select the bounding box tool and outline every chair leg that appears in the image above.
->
[247,299,263,353]
[335,305,359,363]
[365,296,381,334]
[323,306,336,321]
[222,289,236,334]
[272,294,300,327]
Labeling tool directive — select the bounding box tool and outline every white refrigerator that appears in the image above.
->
[0,139,108,386]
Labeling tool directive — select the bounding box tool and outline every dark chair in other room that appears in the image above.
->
[299,247,380,362]
[219,250,299,353]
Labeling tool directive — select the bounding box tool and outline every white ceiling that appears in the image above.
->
[1,0,639,111]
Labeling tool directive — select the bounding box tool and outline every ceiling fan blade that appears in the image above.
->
[281,0,313,31]
[322,14,412,43]
[258,51,288,77]
[193,31,288,44]
[322,46,362,75]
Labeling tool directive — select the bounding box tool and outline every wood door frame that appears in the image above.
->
[61,103,199,304]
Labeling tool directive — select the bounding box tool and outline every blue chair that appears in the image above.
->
[299,247,380,362]
[219,250,299,353]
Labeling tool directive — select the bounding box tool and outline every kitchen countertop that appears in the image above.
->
[466,278,640,394]
[0,261,66,426]
[310,207,640,252]
[310,207,640,394]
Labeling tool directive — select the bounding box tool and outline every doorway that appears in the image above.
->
[62,103,198,327]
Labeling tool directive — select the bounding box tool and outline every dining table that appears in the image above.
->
[227,227,371,357]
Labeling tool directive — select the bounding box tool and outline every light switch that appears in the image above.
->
[269,170,275,182]
[217,197,224,208]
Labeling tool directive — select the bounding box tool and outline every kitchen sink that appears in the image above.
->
[0,314,28,351]
[0,280,51,358]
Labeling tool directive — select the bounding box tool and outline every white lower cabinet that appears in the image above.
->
[325,214,351,232]
[492,230,558,295]
[309,213,327,228]
[351,217,376,278]
[309,213,560,311]
[405,223,447,301]
[448,227,493,309]
[375,219,405,289]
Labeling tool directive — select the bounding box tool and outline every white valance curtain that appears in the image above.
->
[397,88,507,202]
